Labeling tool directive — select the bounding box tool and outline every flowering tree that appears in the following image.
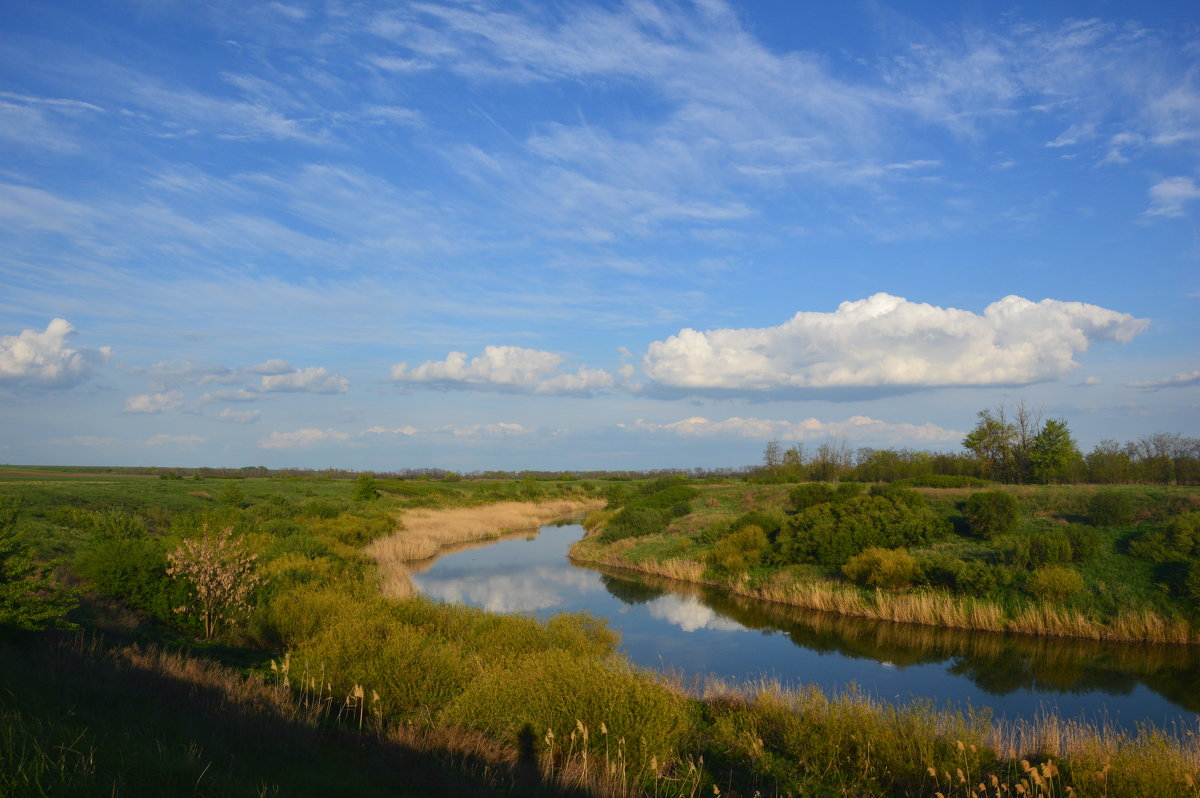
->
[166,524,260,639]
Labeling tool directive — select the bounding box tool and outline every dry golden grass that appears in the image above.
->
[370,499,602,599]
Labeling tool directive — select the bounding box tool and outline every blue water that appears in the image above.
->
[411,524,1200,730]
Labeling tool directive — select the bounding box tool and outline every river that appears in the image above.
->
[409,522,1200,730]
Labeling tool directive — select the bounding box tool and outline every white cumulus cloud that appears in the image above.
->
[392,345,615,395]
[436,422,528,438]
[248,358,294,375]
[259,427,352,449]
[0,318,111,388]
[624,415,961,444]
[259,366,350,394]
[641,293,1147,395]
[123,390,184,414]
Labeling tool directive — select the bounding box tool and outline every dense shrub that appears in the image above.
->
[1129,513,1199,563]
[597,506,671,543]
[775,495,951,567]
[708,525,768,578]
[299,499,348,519]
[842,547,920,589]
[867,484,928,510]
[1065,525,1106,562]
[1088,490,1134,527]
[963,491,1020,539]
[75,537,191,623]
[1029,529,1073,565]
[917,553,1009,595]
[1026,566,1085,601]
[897,474,991,488]
[787,483,834,513]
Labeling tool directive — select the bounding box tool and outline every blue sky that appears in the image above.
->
[1,0,1197,471]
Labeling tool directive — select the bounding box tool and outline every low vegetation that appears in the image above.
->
[2,464,1199,795]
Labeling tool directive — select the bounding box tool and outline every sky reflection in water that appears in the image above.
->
[411,524,1200,730]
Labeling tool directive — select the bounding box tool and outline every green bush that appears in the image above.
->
[597,507,670,543]
[1026,566,1085,601]
[963,491,1020,539]
[867,484,928,510]
[1065,525,1106,562]
[1029,529,1072,565]
[707,525,768,577]
[1129,513,1198,563]
[897,474,990,488]
[787,483,834,513]
[842,547,920,589]
[775,495,950,568]
[1088,490,1134,527]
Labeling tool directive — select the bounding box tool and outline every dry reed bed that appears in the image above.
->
[370,499,602,599]
[570,537,1200,645]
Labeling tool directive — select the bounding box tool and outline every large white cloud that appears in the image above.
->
[392,345,615,395]
[625,415,961,444]
[641,294,1148,394]
[0,318,111,388]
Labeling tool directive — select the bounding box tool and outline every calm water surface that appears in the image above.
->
[411,523,1200,730]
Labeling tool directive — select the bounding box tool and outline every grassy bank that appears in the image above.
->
[572,480,1200,644]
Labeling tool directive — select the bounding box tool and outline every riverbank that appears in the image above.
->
[571,480,1200,645]
[369,498,604,598]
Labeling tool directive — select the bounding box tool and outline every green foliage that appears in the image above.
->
[707,525,768,578]
[841,547,920,589]
[596,480,699,542]
[352,473,379,502]
[775,495,950,568]
[1029,529,1073,565]
[1128,512,1199,564]
[963,491,1020,539]
[1025,566,1085,601]
[0,498,76,631]
[438,649,694,769]
[1089,490,1135,526]
[918,554,1009,596]
[897,474,990,488]
[597,506,670,543]
[867,483,927,510]
[299,498,348,519]
[218,480,248,507]
[1065,525,1106,563]
[1029,418,1081,484]
[787,483,833,513]
[76,536,190,623]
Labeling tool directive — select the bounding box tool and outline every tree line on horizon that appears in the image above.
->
[760,403,1200,486]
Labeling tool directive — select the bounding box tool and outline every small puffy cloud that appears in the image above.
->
[259,427,352,449]
[641,293,1147,396]
[123,390,184,414]
[393,346,616,396]
[248,358,294,375]
[217,408,261,424]
[1079,376,1103,387]
[1127,370,1200,391]
[0,318,111,389]
[1144,177,1200,218]
[260,366,350,394]
[623,415,961,444]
